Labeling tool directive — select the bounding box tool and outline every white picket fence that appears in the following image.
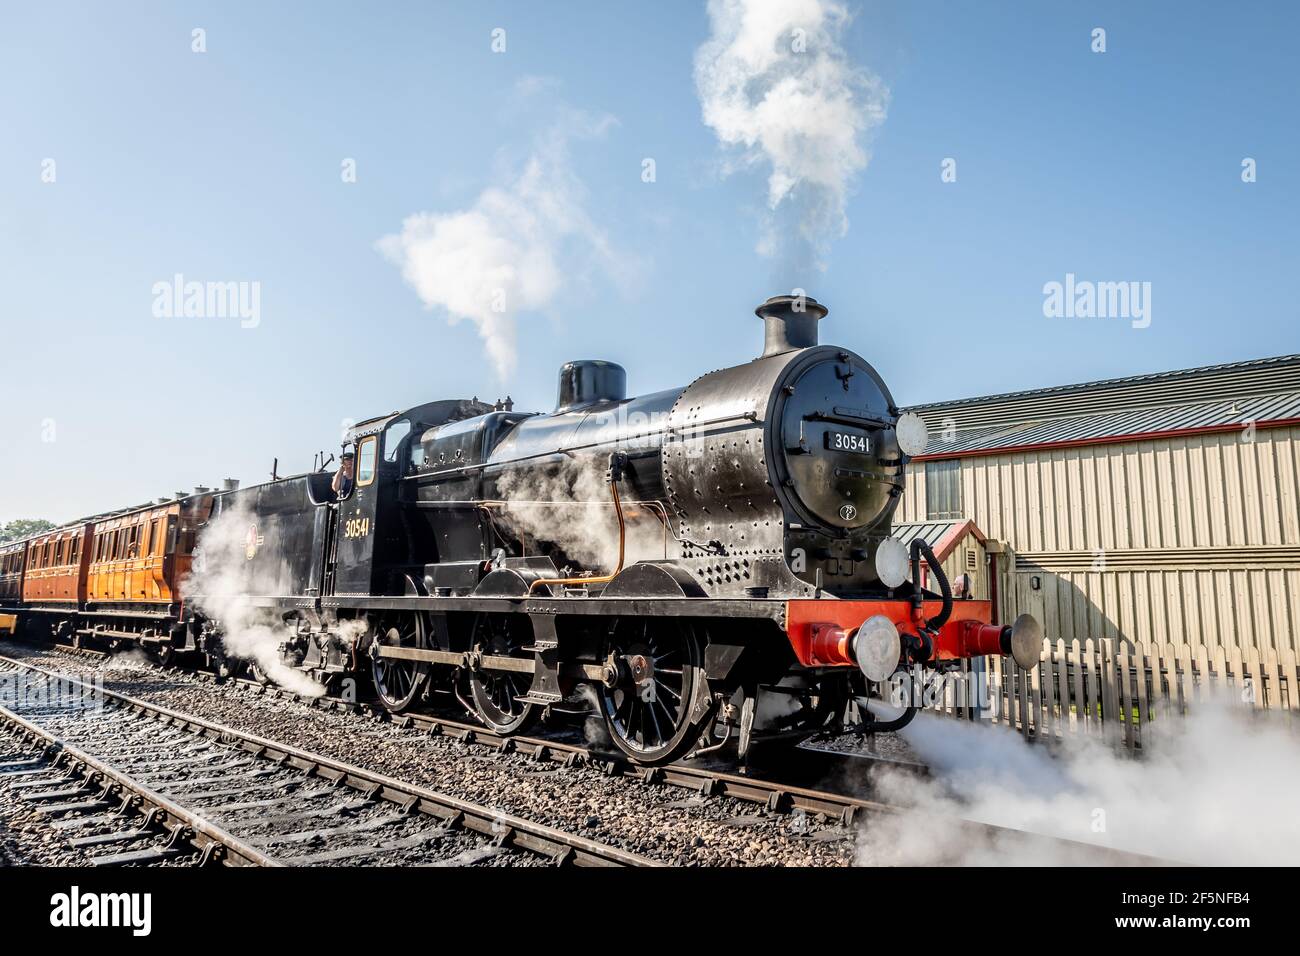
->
[924,638,1300,750]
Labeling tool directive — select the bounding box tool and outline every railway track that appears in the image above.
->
[44,641,917,825]
[0,655,655,867]
[4,643,1166,865]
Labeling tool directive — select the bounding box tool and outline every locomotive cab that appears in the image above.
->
[334,399,497,597]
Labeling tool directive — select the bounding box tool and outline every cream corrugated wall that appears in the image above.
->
[899,426,1300,654]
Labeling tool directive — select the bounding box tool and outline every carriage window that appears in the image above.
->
[357,436,378,486]
[145,521,156,557]
[384,420,410,463]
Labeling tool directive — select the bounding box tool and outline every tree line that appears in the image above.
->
[0,519,55,544]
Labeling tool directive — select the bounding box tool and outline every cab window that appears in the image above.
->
[357,436,378,486]
[384,419,410,463]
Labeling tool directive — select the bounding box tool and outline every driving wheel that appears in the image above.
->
[596,618,711,765]
[468,614,539,734]
[370,613,430,713]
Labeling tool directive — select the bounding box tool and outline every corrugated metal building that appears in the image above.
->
[899,354,1300,657]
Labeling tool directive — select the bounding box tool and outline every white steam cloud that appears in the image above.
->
[855,698,1300,866]
[493,460,677,573]
[694,0,887,269]
[377,96,624,381]
[182,501,326,698]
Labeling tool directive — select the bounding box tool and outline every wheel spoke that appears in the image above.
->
[646,696,665,745]
[656,680,682,705]
[653,697,675,738]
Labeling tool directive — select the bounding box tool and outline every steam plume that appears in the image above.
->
[182,501,326,698]
[855,698,1300,865]
[377,96,623,381]
[694,0,887,270]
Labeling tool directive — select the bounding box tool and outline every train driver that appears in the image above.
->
[331,450,356,500]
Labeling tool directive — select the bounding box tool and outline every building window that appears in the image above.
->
[925,459,963,519]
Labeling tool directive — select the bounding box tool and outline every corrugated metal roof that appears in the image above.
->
[906,353,1300,435]
[917,390,1300,458]
[891,520,964,549]
[903,352,1300,458]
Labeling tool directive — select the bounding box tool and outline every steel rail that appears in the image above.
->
[0,702,276,867]
[0,655,656,867]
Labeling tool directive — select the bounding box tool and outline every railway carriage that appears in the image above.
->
[10,498,213,655]
[0,539,28,608]
[21,524,92,639]
[81,496,213,660]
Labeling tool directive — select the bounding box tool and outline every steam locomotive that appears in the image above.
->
[2,295,1041,765]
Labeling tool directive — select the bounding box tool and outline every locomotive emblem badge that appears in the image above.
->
[244,524,263,560]
[839,504,858,521]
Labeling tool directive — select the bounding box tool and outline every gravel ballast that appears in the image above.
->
[0,643,860,866]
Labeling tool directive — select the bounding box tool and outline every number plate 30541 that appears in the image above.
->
[824,429,870,455]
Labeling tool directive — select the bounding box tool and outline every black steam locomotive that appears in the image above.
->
[180,294,1040,764]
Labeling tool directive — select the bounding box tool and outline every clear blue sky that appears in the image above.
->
[2,0,1297,525]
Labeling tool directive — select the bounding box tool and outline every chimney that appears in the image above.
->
[222,478,240,492]
[755,294,827,357]
[193,486,211,495]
